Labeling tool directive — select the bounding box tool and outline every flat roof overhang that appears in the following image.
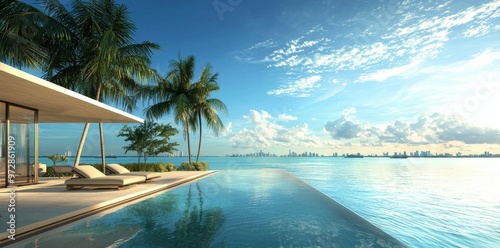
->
[0,62,143,123]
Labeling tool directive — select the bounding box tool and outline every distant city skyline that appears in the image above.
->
[225,149,500,158]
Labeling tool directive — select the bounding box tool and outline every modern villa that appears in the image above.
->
[0,62,143,188]
[1,62,407,247]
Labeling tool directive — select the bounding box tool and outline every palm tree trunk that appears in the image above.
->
[186,122,192,163]
[196,112,202,162]
[99,123,106,173]
[96,83,106,173]
[74,123,90,167]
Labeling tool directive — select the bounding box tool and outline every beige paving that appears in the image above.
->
[0,170,216,245]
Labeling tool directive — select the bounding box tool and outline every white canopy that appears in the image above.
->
[0,62,143,123]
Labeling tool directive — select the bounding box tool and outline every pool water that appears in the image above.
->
[12,169,405,247]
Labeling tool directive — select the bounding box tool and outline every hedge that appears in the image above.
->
[178,161,209,171]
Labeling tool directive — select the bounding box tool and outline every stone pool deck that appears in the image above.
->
[0,170,216,245]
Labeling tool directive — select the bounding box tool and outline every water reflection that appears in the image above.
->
[19,182,225,248]
[14,170,407,247]
[123,182,225,247]
[170,183,225,248]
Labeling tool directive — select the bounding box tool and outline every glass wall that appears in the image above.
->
[8,105,36,186]
[0,102,5,186]
[0,102,37,187]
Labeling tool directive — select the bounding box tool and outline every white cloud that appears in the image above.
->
[306,24,324,34]
[235,0,500,99]
[230,110,322,149]
[267,75,322,97]
[247,39,278,50]
[222,122,233,137]
[275,40,319,56]
[461,49,500,69]
[324,108,365,139]
[278,114,298,121]
[243,110,272,125]
[357,60,422,82]
[463,22,491,37]
[324,110,500,145]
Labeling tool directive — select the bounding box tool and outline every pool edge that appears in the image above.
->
[0,170,217,246]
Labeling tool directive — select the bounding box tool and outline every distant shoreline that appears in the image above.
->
[39,155,500,158]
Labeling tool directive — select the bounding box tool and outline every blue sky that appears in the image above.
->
[32,0,500,156]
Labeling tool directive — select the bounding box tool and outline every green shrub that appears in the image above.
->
[119,163,176,172]
[165,163,177,172]
[91,164,103,171]
[43,167,56,177]
[178,161,209,171]
[42,167,72,177]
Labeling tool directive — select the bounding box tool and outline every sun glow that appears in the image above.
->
[467,92,500,128]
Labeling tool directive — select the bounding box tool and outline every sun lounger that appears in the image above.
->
[106,163,162,181]
[65,165,146,190]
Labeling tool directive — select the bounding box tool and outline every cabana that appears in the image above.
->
[0,62,143,187]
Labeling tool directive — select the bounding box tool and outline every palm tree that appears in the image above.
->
[0,0,70,69]
[192,65,227,162]
[39,0,160,168]
[143,55,227,164]
[144,55,197,163]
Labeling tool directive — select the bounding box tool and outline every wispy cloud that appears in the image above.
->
[221,122,233,137]
[267,75,321,97]
[268,37,320,57]
[235,0,500,90]
[278,114,298,121]
[247,39,279,50]
[357,60,422,83]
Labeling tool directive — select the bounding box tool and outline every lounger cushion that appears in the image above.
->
[106,164,162,180]
[65,176,145,186]
[106,163,131,174]
[65,164,146,189]
[113,171,162,180]
[73,165,106,178]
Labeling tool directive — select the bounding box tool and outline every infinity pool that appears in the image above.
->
[12,169,405,247]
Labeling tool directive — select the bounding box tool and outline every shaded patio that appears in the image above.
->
[0,62,143,187]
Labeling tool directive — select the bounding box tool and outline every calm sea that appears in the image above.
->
[41,156,500,247]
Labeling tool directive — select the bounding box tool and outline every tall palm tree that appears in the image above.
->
[0,0,70,69]
[192,65,227,162]
[144,55,196,163]
[39,0,159,168]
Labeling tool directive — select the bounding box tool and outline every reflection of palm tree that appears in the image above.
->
[127,193,178,229]
[49,193,179,247]
[28,183,224,246]
[172,182,225,248]
[125,182,225,247]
